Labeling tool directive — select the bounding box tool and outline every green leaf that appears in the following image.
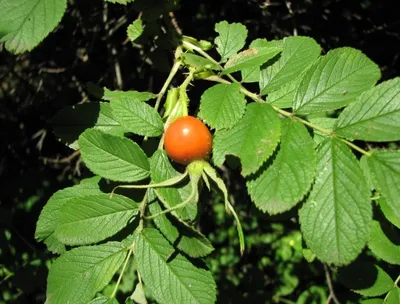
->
[79,129,150,182]
[308,117,336,146]
[297,286,327,304]
[368,220,400,265]
[96,103,127,136]
[260,36,321,94]
[222,46,281,75]
[267,78,301,108]
[378,198,400,229]
[46,242,127,304]
[148,196,214,258]
[54,194,139,245]
[339,262,394,297]
[150,150,197,221]
[361,299,384,304]
[198,83,246,130]
[131,281,147,304]
[241,39,283,83]
[366,150,400,228]
[51,103,126,146]
[182,53,220,70]
[89,296,119,304]
[299,138,372,265]
[135,228,216,304]
[213,102,281,176]
[335,78,400,141]
[0,0,67,54]
[247,119,316,214]
[386,287,400,304]
[127,18,143,42]
[214,21,247,61]
[293,47,381,114]
[110,98,163,137]
[35,179,101,253]
[102,89,156,103]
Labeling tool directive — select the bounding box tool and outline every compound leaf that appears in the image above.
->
[366,150,400,228]
[46,242,127,304]
[79,129,150,182]
[293,47,381,114]
[299,138,372,265]
[213,102,281,176]
[260,36,321,94]
[110,99,163,137]
[198,83,246,130]
[0,0,67,54]
[135,228,216,304]
[335,78,400,141]
[248,119,316,214]
[54,194,139,245]
[214,21,247,61]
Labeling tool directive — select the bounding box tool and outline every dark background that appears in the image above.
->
[1,0,399,302]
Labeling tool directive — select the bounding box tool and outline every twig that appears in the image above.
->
[39,67,67,74]
[42,150,80,164]
[324,264,341,304]
[169,12,182,34]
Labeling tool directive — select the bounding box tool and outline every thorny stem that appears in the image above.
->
[183,39,373,157]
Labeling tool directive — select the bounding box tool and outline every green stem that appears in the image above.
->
[110,248,133,299]
[145,177,198,220]
[110,171,189,198]
[394,274,400,286]
[226,201,245,256]
[157,68,196,150]
[154,48,183,112]
[204,74,372,157]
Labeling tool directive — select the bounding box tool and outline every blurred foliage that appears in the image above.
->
[0,0,399,302]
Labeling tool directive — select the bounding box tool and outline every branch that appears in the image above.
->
[324,264,341,304]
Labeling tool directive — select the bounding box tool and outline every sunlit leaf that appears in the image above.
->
[54,194,139,245]
[198,83,246,130]
[248,119,316,214]
[79,129,150,182]
[214,21,247,61]
[335,78,400,141]
[366,150,400,228]
[293,47,380,114]
[299,138,371,265]
[135,228,216,304]
[0,0,67,53]
[47,242,127,304]
[213,102,281,176]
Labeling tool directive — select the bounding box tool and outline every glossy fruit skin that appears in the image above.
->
[164,116,212,165]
